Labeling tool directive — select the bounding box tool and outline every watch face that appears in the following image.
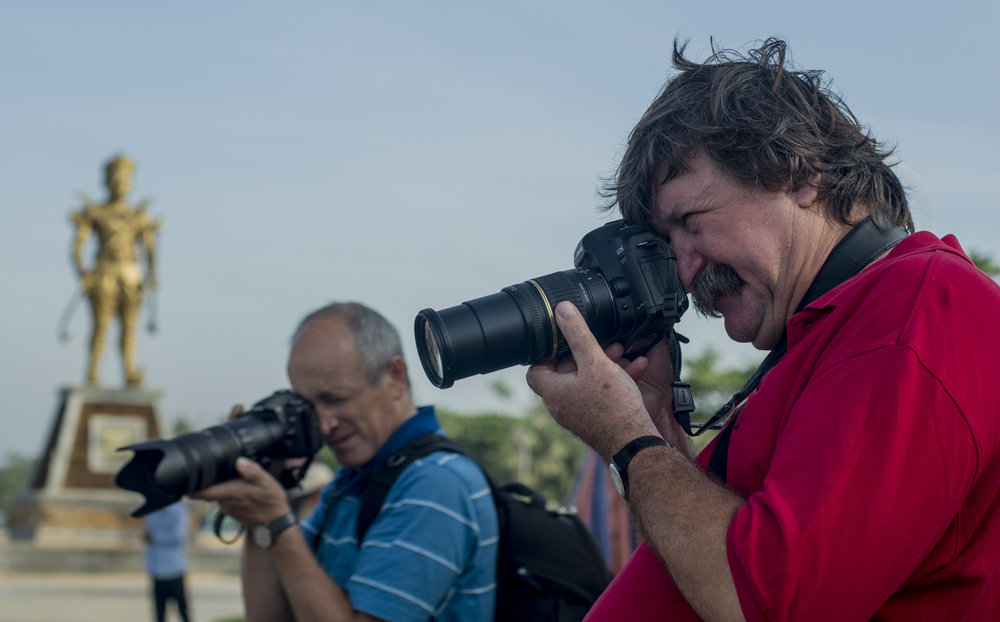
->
[608,463,625,497]
[253,525,273,549]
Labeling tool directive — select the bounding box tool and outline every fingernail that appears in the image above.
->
[557,302,577,318]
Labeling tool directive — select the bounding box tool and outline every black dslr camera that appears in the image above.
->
[115,390,323,517]
[414,219,689,388]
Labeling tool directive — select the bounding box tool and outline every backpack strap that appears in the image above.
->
[356,432,464,543]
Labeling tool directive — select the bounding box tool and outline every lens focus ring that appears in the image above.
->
[502,283,551,362]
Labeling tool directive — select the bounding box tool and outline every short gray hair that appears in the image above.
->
[292,302,408,387]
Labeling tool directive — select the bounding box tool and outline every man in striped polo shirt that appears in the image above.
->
[194,302,498,621]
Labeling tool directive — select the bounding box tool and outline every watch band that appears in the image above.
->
[609,435,672,498]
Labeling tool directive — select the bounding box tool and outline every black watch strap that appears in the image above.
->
[253,512,298,549]
[609,435,671,498]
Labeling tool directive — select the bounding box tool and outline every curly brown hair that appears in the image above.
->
[604,37,912,233]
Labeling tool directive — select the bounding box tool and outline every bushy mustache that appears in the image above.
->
[691,264,744,317]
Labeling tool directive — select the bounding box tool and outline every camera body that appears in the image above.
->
[572,219,689,357]
[115,390,322,517]
[415,219,688,388]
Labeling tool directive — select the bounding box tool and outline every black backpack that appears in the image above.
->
[357,433,614,622]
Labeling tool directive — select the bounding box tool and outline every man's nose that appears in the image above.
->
[317,409,339,435]
[670,238,706,293]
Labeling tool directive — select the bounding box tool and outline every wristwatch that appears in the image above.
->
[609,436,671,498]
[252,512,298,549]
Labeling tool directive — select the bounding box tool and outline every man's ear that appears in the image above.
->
[383,356,409,397]
[793,173,821,209]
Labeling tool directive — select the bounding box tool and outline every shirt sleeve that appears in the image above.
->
[727,345,978,621]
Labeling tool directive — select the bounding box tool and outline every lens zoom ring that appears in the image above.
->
[532,271,587,358]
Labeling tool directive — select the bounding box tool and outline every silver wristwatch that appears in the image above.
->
[252,512,298,549]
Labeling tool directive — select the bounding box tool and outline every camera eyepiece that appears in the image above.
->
[415,220,688,388]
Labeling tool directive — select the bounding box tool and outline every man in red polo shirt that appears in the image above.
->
[527,38,1000,621]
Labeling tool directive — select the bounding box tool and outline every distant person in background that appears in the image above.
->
[144,501,192,622]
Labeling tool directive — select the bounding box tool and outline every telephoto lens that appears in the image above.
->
[115,390,322,517]
[415,220,688,388]
[416,268,617,389]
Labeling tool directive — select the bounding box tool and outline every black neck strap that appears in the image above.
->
[797,217,908,313]
[686,217,906,479]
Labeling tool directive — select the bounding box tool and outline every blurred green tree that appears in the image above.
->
[970,250,999,277]
[170,415,195,436]
[681,347,760,452]
[438,381,586,504]
[685,347,759,419]
[0,451,33,517]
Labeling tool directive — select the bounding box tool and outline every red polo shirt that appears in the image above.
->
[587,232,1000,620]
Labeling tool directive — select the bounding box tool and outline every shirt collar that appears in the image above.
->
[331,405,440,497]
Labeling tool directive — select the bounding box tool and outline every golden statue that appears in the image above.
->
[68,154,161,387]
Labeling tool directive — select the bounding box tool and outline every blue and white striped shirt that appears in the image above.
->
[300,407,498,621]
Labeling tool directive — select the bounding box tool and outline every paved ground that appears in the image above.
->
[0,570,244,622]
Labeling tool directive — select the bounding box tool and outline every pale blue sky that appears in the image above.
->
[2,1,998,457]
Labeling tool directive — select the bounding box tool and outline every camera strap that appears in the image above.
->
[676,217,907,480]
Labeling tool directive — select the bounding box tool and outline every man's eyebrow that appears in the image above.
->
[655,198,689,225]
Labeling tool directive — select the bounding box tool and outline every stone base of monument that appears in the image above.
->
[0,532,241,574]
[9,386,164,548]
[0,536,241,574]
[9,489,146,548]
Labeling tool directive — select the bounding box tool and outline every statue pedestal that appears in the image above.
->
[10,386,165,548]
